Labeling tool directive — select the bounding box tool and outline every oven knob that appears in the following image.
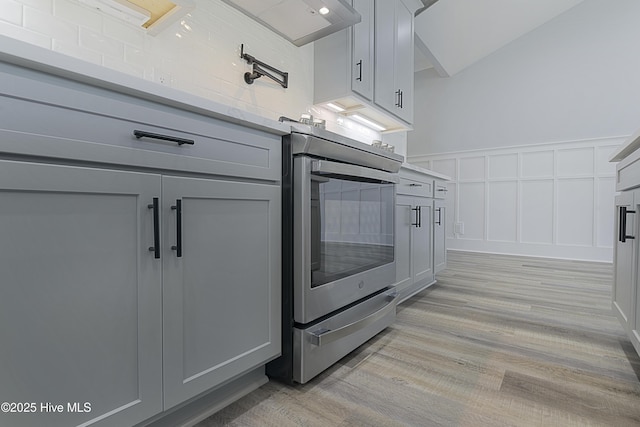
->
[358,281,364,289]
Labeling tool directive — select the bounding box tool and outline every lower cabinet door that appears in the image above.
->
[412,200,433,285]
[161,176,281,409]
[614,192,636,333]
[434,199,446,274]
[394,195,414,294]
[0,160,163,427]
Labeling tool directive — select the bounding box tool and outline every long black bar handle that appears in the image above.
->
[418,206,422,228]
[134,130,195,146]
[395,90,401,107]
[411,206,420,227]
[148,197,160,259]
[356,60,363,81]
[621,206,636,242]
[436,207,442,226]
[171,200,183,257]
[399,90,404,109]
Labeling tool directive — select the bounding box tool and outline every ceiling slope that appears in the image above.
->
[414,0,584,76]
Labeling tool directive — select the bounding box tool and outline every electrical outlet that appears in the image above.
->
[455,222,464,235]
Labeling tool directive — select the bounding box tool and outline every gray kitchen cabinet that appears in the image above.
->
[612,142,640,357]
[314,0,421,131]
[162,176,281,409]
[395,166,449,304]
[0,53,282,426]
[434,198,447,274]
[352,0,375,100]
[395,172,435,302]
[614,192,635,334]
[0,159,163,427]
[374,0,415,124]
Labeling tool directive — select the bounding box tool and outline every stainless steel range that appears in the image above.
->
[267,125,403,384]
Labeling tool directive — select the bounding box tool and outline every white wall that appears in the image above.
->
[0,0,382,143]
[407,0,640,262]
[409,0,640,156]
[412,138,621,262]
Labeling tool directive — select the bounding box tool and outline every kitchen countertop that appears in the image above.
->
[610,127,640,162]
[401,162,451,181]
[0,35,290,136]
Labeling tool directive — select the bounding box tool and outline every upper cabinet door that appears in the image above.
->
[394,0,414,123]
[374,0,415,124]
[0,159,163,427]
[352,0,374,100]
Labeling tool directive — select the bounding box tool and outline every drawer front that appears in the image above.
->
[0,66,281,182]
[617,156,640,192]
[397,177,433,197]
[434,180,448,199]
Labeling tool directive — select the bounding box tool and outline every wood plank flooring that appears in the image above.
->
[196,251,640,426]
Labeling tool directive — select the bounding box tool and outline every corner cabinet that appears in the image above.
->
[394,166,449,303]
[0,59,281,427]
[314,0,422,131]
[612,144,640,357]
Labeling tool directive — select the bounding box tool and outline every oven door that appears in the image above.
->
[293,156,398,324]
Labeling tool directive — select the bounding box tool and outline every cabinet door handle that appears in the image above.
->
[395,90,401,107]
[411,206,419,227]
[436,207,442,226]
[399,90,403,108]
[620,206,636,242]
[418,205,422,228]
[408,183,422,187]
[148,197,160,259]
[134,130,195,146]
[171,200,183,257]
[356,60,363,81]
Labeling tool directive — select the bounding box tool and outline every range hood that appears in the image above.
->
[221,0,361,47]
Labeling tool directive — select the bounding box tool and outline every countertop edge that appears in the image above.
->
[401,162,451,181]
[0,35,291,136]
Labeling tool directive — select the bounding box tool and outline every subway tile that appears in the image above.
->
[103,54,144,78]
[20,0,51,14]
[0,0,23,25]
[54,0,102,30]
[79,26,123,58]
[24,6,77,43]
[0,20,51,48]
[53,38,101,64]
[103,16,145,48]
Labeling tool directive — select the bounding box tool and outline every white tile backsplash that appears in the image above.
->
[0,0,23,25]
[3,0,316,123]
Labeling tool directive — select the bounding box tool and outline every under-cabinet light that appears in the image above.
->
[319,7,330,15]
[350,114,386,131]
[79,0,195,35]
[79,0,150,26]
[326,102,345,112]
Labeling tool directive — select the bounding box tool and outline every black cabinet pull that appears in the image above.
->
[395,90,401,107]
[436,207,442,226]
[356,60,363,81]
[399,90,404,108]
[148,198,160,259]
[171,200,183,257]
[418,205,422,228]
[620,206,636,242]
[134,130,195,146]
[411,206,419,227]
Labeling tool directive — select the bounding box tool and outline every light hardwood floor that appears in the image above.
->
[197,251,640,426]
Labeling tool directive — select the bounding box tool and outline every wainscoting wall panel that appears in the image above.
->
[409,138,623,261]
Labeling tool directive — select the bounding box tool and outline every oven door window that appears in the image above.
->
[310,175,395,287]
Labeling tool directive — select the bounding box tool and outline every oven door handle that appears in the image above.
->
[306,289,399,347]
[311,160,400,184]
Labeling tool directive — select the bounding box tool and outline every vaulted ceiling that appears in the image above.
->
[414,0,585,76]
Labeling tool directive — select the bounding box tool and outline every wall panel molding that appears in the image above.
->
[409,137,623,262]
